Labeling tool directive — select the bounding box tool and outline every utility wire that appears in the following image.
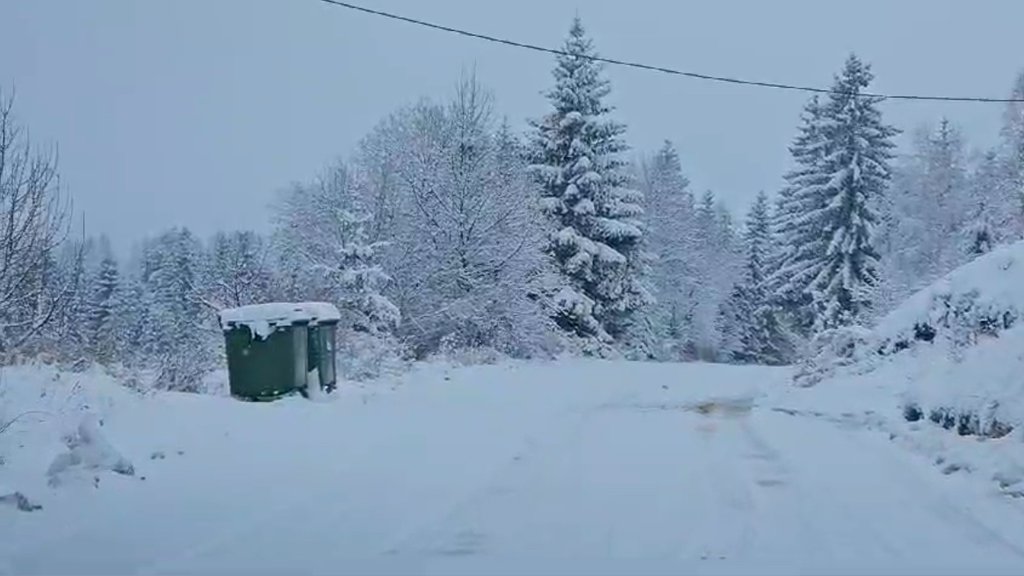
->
[318,0,1024,104]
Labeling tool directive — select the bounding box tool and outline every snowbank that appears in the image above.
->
[867,241,1024,429]
[801,240,1024,397]
[0,364,141,511]
[783,241,1024,500]
[874,240,1024,354]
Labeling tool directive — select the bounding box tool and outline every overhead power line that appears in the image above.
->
[318,0,1024,104]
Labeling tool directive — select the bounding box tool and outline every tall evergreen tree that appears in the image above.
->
[86,238,120,364]
[768,96,825,335]
[116,272,148,368]
[145,228,214,391]
[742,193,772,294]
[641,140,697,358]
[719,192,791,364]
[773,55,898,332]
[529,17,651,347]
[770,95,827,332]
[691,190,742,359]
[963,149,1003,257]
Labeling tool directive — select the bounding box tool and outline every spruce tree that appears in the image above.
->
[963,150,1002,257]
[691,191,716,358]
[529,17,651,346]
[642,140,696,358]
[768,96,826,334]
[115,272,149,369]
[773,55,898,332]
[720,192,792,364]
[87,243,120,364]
[146,228,214,391]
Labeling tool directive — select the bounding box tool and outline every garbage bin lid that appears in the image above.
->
[218,302,342,337]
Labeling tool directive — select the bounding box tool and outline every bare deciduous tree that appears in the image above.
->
[0,89,75,357]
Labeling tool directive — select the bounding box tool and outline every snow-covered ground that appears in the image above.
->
[3,358,1024,575]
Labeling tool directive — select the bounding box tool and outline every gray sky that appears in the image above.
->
[2,0,1020,252]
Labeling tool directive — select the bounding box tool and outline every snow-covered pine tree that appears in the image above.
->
[690,190,741,360]
[110,251,151,373]
[692,190,721,360]
[529,17,651,348]
[774,55,898,332]
[86,238,120,364]
[963,149,1002,257]
[768,96,826,335]
[144,228,215,391]
[42,238,91,363]
[718,192,792,364]
[641,140,697,359]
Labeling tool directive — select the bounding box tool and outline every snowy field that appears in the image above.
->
[4,359,1024,575]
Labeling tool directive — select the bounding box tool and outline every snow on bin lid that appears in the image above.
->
[218,302,341,335]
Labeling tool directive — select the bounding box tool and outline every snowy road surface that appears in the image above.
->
[4,360,1024,575]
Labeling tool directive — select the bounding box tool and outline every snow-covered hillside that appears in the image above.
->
[787,240,1024,509]
[4,357,1024,575]
[800,240,1024,428]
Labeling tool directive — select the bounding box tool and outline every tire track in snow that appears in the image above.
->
[679,412,758,562]
[735,417,830,560]
[381,388,644,560]
[731,409,907,564]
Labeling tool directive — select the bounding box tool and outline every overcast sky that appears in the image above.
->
[2,0,1020,252]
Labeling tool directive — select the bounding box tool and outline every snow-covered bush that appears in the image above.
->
[901,401,1013,439]
[792,325,874,387]
[337,332,408,381]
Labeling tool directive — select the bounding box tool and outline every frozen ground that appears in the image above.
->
[3,359,1024,575]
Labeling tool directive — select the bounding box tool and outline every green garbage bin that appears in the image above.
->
[307,322,339,394]
[218,302,341,401]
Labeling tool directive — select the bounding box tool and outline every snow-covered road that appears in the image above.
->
[4,360,1024,575]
